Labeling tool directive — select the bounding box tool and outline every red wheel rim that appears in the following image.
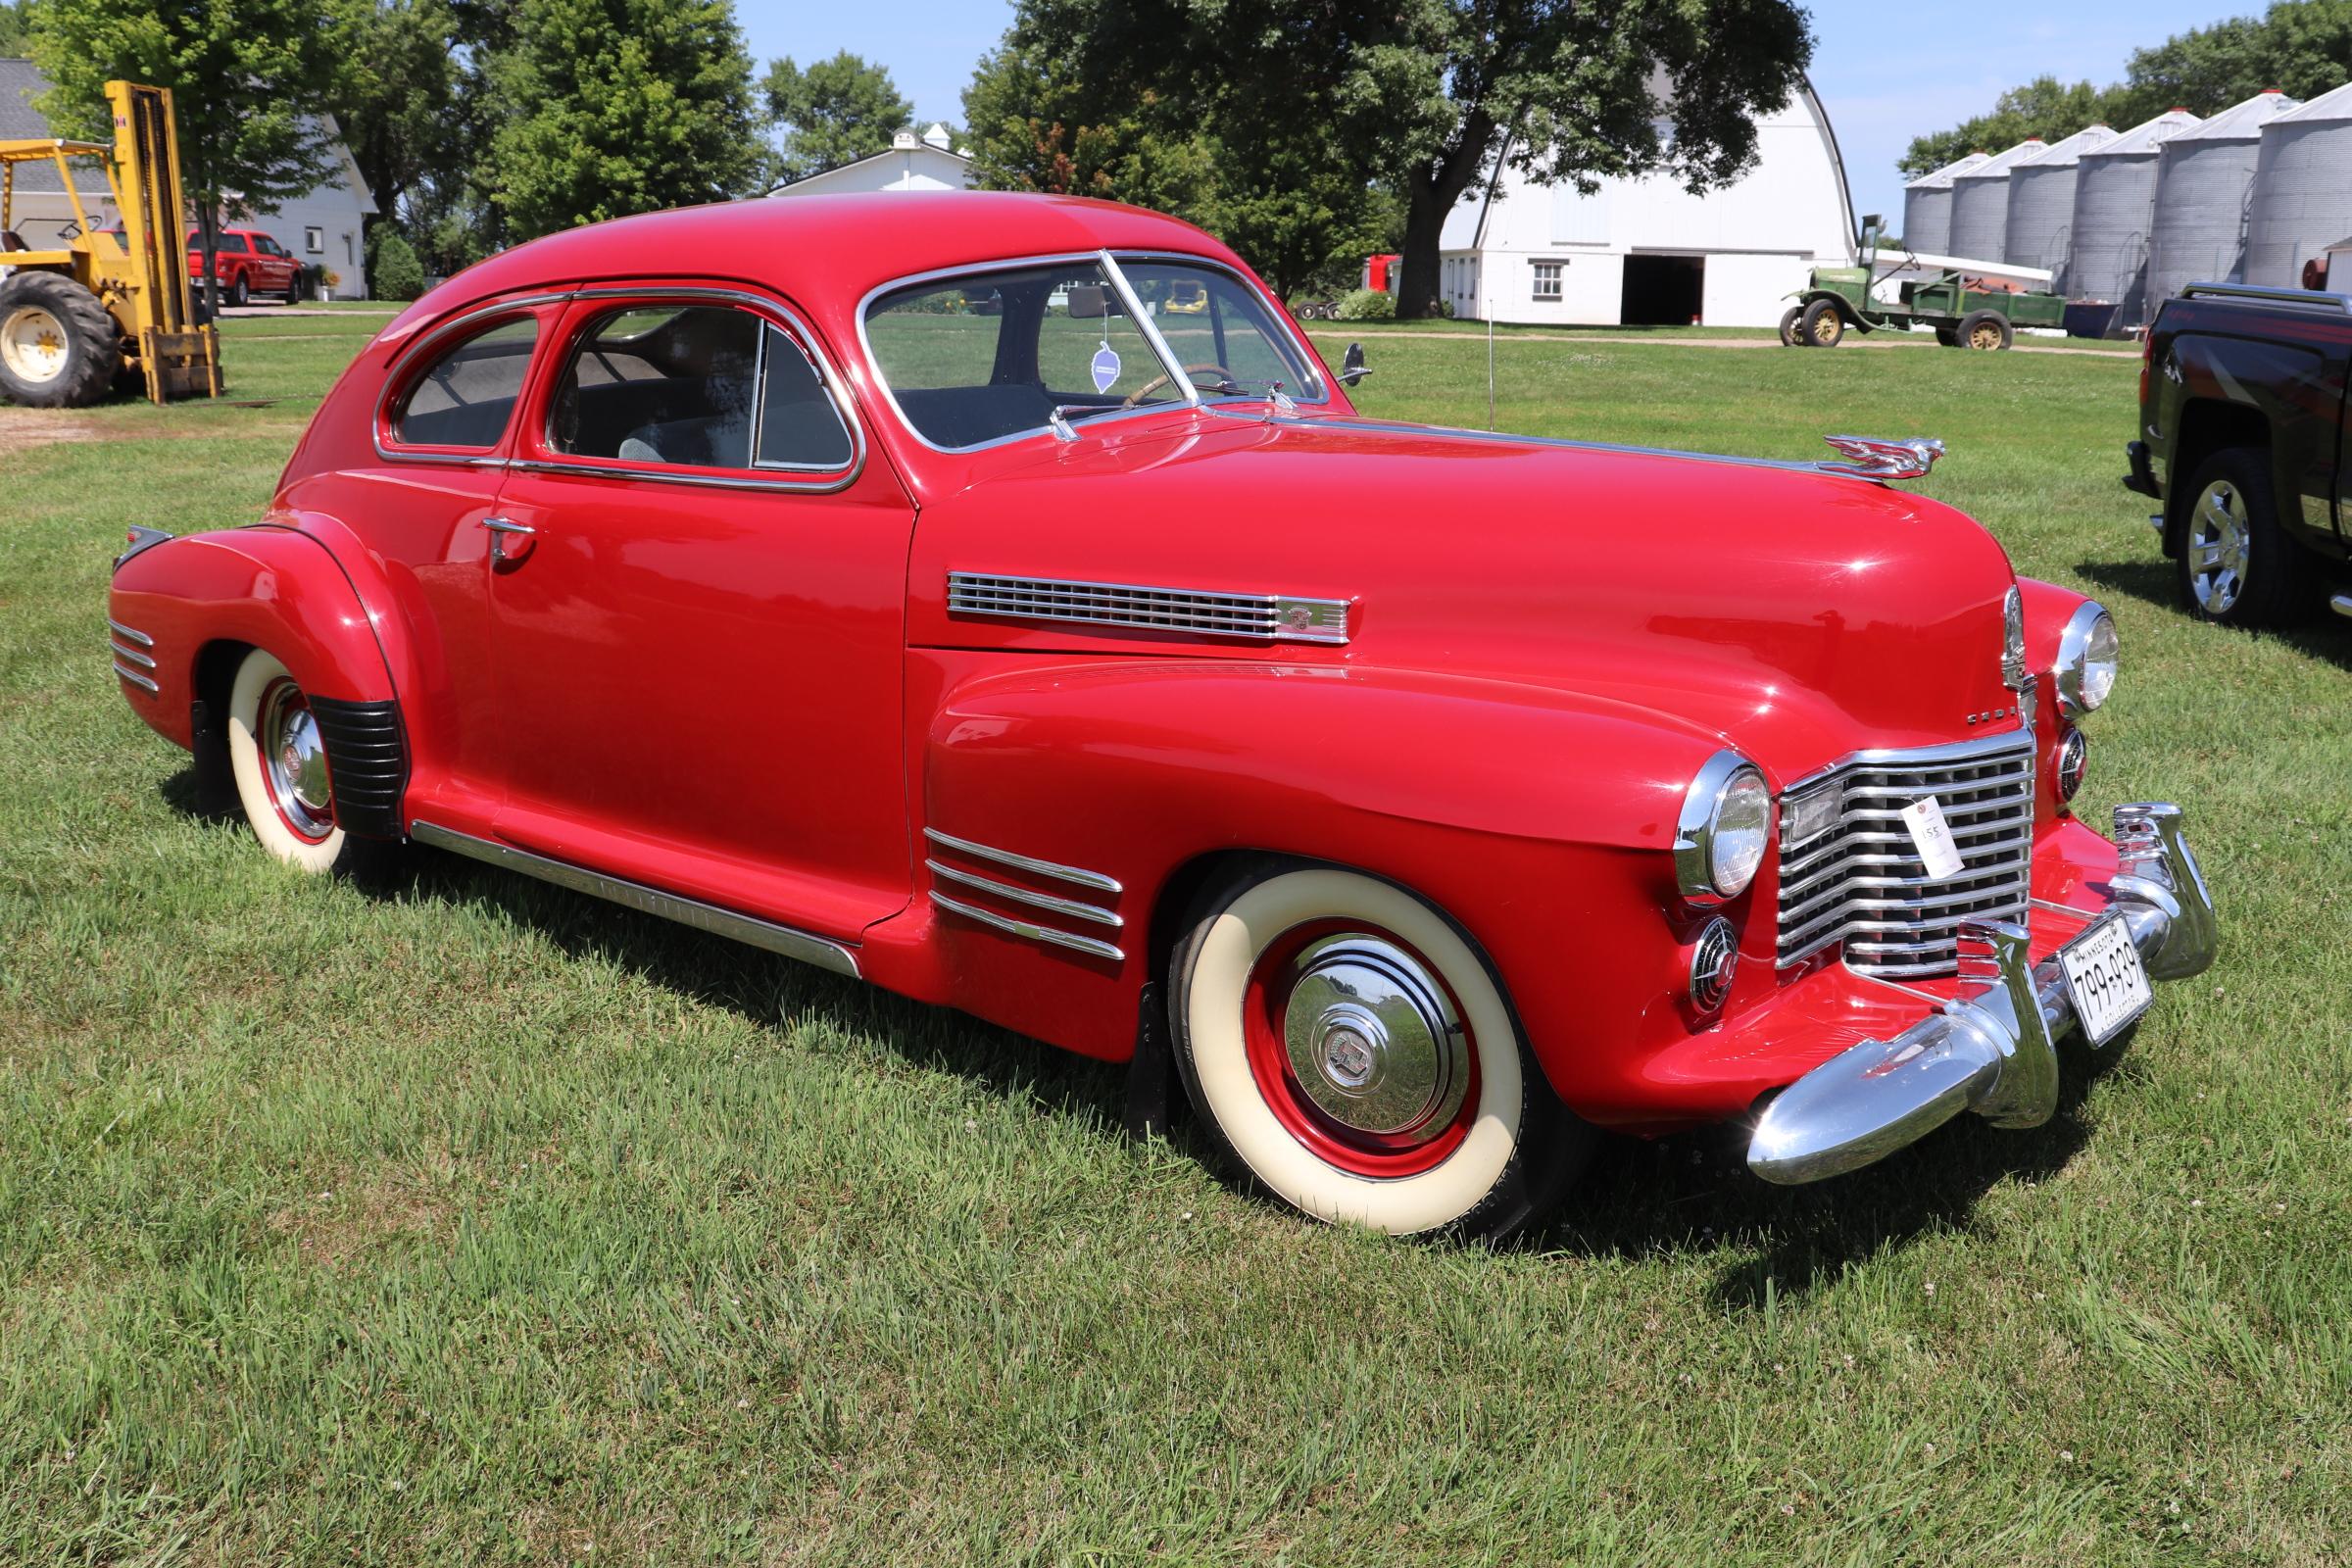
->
[1240,918,1481,1179]
[255,676,335,843]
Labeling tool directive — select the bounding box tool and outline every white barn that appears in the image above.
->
[768,124,973,197]
[1435,80,1856,326]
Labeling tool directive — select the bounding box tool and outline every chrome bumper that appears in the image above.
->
[1747,804,2216,1185]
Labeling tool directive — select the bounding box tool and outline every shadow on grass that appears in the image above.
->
[161,765,2118,1287]
[2077,555,2352,675]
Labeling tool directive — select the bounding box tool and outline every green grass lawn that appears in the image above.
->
[3,317,2348,1565]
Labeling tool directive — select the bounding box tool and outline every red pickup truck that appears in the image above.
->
[187,227,303,306]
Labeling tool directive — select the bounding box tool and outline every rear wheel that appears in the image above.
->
[1801,298,1844,348]
[0,271,119,408]
[1778,306,1803,347]
[2175,445,2319,627]
[229,274,250,308]
[1959,310,2012,351]
[1935,325,1960,347]
[1168,860,1592,1240]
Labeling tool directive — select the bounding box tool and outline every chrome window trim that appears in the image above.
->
[372,293,569,465]
[855,251,1195,457]
[537,286,866,494]
[1098,250,1202,410]
[922,827,1123,894]
[929,890,1126,963]
[926,858,1124,928]
[1105,250,1331,404]
[411,819,860,978]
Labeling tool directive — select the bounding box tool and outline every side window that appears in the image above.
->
[756,324,854,469]
[551,304,852,473]
[390,317,541,450]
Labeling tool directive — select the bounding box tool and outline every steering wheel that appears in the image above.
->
[1122,362,1237,409]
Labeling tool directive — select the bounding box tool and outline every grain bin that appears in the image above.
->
[2069,109,2200,324]
[1902,152,1988,256]
[2244,82,2352,287]
[2146,89,2298,312]
[1948,138,2045,263]
[2005,124,2117,284]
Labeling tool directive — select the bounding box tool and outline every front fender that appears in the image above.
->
[907,653,1760,1116]
[108,524,397,751]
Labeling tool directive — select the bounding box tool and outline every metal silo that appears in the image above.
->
[1902,152,1987,256]
[2245,82,2352,286]
[1948,138,2046,263]
[2146,90,2298,312]
[2005,123,2117,285]
[2069,109,2200,324]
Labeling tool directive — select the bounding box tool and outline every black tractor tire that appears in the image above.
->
[0,270,122,408]
[2173,444,2322,628]
[1958,310,2012,351]
[1778,305,1804,347]
[229,275,250,308]
[1935,325,1960,347]
[1801,298,1845,348]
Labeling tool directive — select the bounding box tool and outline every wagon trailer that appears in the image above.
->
[1778,216,2067,351]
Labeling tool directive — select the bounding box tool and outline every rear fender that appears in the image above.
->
[108,524,398,753]
[909,654,1749,1112]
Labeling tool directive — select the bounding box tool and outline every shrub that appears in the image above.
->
[368,229,427,302]
[1335,287,1396,320]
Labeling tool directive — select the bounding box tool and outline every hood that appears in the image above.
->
[906,413,2025,781]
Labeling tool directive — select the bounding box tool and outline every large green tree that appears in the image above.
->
[0,1,36,55]
[31,0,342,310]
[483,0,764,242]
[1905,2,2352,178]
[325,0,465,237]
[763,50,912,183]
[964,0,1811,318]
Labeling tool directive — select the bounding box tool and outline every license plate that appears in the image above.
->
[2058,914,2153,1047]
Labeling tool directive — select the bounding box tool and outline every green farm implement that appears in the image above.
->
[1778,215,2066,352]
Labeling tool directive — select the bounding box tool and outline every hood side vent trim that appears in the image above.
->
[947,571,1349,645]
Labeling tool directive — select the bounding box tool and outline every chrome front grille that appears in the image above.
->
[946,572,1349,644]
[1776,730,2036,978]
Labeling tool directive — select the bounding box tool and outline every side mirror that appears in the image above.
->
[1339,341,1371,385]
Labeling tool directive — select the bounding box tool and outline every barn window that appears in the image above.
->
[1531,261,1563,301]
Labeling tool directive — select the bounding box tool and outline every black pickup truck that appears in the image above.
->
[2126,281,2352,628]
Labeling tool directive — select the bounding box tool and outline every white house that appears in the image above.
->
[1,58,377,298]
[768,123,973,196]
[1435,80,1857,327]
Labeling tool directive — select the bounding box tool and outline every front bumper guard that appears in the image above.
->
[1747,803,2215,1185]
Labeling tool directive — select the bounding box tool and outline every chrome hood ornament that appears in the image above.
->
[1816,435,1944,481]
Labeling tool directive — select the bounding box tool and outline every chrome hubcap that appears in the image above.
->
[2188,479,2251,613]
[1,304,69,383]
[1282,934,1468,1137]
[260,680,333,838]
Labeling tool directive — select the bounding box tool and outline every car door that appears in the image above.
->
[481,288,913,939]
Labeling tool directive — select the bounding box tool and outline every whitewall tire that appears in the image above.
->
[226,649,348,872]
[1170,861,1591,1239]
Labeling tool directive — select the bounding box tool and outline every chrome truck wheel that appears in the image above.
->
[1168,862,1591,1239]
[2185,477,2251,614]
[2176,446,2319,628]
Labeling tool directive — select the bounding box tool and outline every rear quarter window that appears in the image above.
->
[389,318,541,450]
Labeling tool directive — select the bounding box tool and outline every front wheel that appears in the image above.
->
[1959,309,2012,351]
[0,271,119,408]
[2175,445,2320,627]
[1169,861,1592,1239]
[1778,305,1803,347]
[1801,298,1844,348]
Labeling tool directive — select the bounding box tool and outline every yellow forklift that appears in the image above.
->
[0,79,220,408]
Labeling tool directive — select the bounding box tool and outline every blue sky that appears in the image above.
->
[736,0,2252,233]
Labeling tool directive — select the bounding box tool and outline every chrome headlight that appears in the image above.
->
[2000,585,2028,691]
[2054,600,2119,715]
[1674,751,1772,904]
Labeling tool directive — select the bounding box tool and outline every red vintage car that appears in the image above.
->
[107,193,2216,1238]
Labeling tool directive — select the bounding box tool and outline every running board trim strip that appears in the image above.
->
[410,819,860,979]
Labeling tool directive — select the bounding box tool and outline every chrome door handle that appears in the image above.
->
[479,514,536,563]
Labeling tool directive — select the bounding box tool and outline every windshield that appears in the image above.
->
[863,260,1186,451]
[1116,260,1324,402]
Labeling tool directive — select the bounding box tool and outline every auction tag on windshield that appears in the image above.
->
[1900,796,1966,879]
